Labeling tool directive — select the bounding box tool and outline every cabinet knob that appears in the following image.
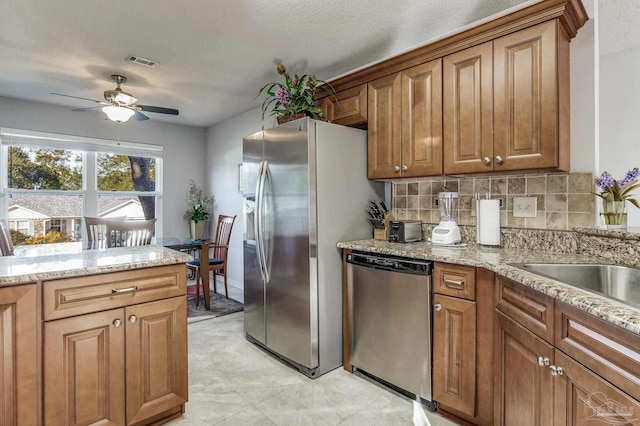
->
[434,303,442,311]
[393,166,400,172]
[549,365,564,377]
[494,155,504,165]
[482,157,491,165]
[401,165,408,171]
[128,315,138,324]
[537,356,550,367]
[113,319,122,328]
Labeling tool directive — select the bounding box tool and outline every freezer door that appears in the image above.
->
[263,120,318,369]
[243,132,266,344]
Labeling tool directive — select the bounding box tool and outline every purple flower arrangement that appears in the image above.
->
[257,63,334,121]
[594,168,640,208]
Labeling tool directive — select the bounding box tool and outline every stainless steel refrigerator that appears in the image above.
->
[242,117,383,378]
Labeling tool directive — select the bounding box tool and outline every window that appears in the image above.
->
[1,128,163,246]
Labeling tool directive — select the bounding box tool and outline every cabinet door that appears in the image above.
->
[0,284,38,426]
[443,41,493,174]
[494,20,568,171]
[321,84,367,126]
[401,59,443,177]
[433,294,476,417]
[494,311,554,426]
[125,296,188,425]
[44,308,126,425]
[368,73,402,179]
[554,350,640,426]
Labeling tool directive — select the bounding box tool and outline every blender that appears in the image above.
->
[431,191,461,245]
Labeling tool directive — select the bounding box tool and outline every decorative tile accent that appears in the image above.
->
[392,172,594,231]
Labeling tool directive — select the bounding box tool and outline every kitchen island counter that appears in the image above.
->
[0,242,191,285]
[338,239,640,336]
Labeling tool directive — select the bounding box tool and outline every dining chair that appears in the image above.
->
[104,218,157,248]
[187,214,236,307]
[84,216,108,249]
[0,219,14,256]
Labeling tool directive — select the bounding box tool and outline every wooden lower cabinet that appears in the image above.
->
[433,294,477,417]
[553,350,640,426]
[44,296,187,426]
[0,284,39,426]
[494,311,554,426]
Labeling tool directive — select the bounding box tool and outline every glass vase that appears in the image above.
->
[600,200,627,230]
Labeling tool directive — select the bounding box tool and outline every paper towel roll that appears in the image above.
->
[477,199,501,246]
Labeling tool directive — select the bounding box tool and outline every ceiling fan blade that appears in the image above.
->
[133,111,150,121]
[138,105,179,115]
[72,106,103,112]
[50,92,108,105]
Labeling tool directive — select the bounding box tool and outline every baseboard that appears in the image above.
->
[214,275,243,290]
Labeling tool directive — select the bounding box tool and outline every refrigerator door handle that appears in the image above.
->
[262,162,273,283]
[255,160,267,282]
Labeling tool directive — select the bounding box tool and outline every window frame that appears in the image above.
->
[0,128,164,244]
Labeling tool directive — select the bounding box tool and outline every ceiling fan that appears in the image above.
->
[51,74,179,122]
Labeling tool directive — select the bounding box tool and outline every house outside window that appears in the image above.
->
[1,128,163,246]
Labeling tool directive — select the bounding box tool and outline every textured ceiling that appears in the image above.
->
[0,0,533,128]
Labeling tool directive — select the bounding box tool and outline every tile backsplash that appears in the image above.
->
[392,172,594,231]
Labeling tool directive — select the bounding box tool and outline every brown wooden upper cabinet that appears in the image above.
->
[444,20,569,174]
[368,59,443,179]
[319,84,368,126]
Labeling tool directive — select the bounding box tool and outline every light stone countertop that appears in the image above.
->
[338,239,640,336]
[0,242,192,285]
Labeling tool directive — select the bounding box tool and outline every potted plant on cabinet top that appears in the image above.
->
[257,63,335,124]
[184,180,213,239]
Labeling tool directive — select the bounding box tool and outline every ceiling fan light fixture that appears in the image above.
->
[102,105,135,122]
[114,92,137,105]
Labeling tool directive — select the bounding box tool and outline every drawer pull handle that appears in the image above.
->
[549,365,563,377]
[434,303,442,311]
[129,315,138,324]
[537,356,549,367]
[443,278,464,286]
[113,319,122,328]
[111,285,138,294]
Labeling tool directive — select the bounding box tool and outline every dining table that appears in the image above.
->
[158,236,216,310]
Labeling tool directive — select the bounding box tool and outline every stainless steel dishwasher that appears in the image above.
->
[346,252,436,411]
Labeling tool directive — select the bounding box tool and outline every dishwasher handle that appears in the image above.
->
[346,252,432,275]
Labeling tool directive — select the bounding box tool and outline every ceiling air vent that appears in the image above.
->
[126,55,158,68]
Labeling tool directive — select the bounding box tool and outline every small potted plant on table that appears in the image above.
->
[184,180,213,239]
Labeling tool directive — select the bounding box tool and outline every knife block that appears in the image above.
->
[373,213,394,240]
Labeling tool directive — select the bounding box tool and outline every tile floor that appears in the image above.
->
[168,282,458,426]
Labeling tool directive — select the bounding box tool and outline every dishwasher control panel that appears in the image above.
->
[346,252,432,275]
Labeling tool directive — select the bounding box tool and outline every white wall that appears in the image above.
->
[206,108,264,289]
[0,96,207,236]
[570,0,596,174]
[600,44,640,227]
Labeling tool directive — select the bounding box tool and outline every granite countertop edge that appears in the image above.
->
[0,246,192,285]
[338,239,640,336]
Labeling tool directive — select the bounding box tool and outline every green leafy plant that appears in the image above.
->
[594,168,640,208]
[184,180,214,223]
[257,63,335,120]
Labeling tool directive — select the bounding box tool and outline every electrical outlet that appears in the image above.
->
[513,196,537,217]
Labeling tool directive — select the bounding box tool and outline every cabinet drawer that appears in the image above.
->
[434,263,476,300]
[496,276,554,344]
[43,264,186,321]
[555,301,640,401]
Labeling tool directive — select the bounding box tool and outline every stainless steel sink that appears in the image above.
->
[509,263,640,309]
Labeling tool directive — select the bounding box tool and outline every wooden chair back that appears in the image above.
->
[104,218,157,248]
[0,219,14,256]
[210,214,236,263]
[84,216,107,249]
